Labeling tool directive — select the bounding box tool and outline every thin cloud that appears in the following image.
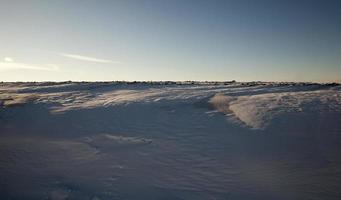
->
[60,53,123,64]
[0,62,59,71]
[4,57,14,62]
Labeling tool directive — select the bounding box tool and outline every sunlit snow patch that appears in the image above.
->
[209,89,341,129]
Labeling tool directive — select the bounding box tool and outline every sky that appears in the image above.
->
[1,0,341,82]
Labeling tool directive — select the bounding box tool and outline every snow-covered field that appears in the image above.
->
[1,82,341,199]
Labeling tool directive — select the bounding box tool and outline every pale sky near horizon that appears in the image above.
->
[1,0,341,82]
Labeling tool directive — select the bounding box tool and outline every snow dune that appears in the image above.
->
[210,89,341,129]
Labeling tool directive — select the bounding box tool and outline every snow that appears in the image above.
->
[1,82,341,199]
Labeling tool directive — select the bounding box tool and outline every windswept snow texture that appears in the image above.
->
[1,82,341,200]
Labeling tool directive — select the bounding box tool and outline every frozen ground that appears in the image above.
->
[1,82,341,199]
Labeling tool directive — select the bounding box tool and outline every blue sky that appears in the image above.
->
[1,0,340,82]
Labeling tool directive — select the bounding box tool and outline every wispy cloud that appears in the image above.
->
[60,53,123,64]
[0,58,59,71]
